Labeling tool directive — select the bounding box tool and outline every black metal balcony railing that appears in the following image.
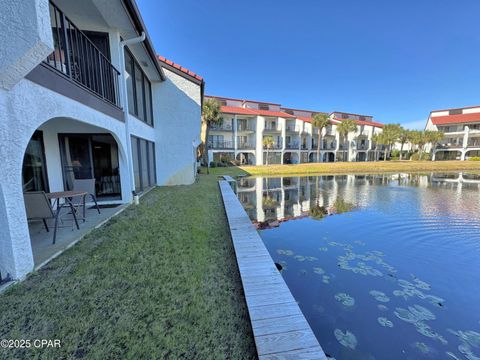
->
[339,143,349,150]
[301,144,308,150]
[211,123,233,131]
[46,2,121,107]
[237,124,255,131]
[263,142,283,149]
[237,142,255,149]
[286,142,300,149]
[356,143,369,150]
[264,125,281,131]
[323,142,337,150]
[286,125,299,132]
[208,140,234,149]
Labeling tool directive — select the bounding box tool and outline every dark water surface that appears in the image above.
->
[236,173,480,360]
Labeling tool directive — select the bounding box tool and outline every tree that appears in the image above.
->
[262,136,274,165]
[337,119,357,161]
[424,130,444,159]
[372,132,385,161]
[397,127,410,160]
[311,113,331,163]
[408,130,422,154]
[202,98,222,173]
[381,124,402,161]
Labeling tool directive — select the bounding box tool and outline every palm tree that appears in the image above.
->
[372,133,382,161]
[337,119,357,161]
[424,130,444,159]
[381,124,402,161]
[202,98,222,173]
[311,113,330,163]
[397,127,410,160]
[263,136,274,165]
[408,130,422,156]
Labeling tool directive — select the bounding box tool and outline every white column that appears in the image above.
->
[256,116,264,165]
[233,115,238,152]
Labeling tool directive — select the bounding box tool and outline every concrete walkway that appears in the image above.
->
[219,180,327,359]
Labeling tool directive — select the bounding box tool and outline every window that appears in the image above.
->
[125,49,154,126]
[259,103,269,110]
[449,109,463,115]
[284,109,294,115]
[342,113,349,119]
[359,116,366,121]
[131,136,156,193]
[219,100,227,106]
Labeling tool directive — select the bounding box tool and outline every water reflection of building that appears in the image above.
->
[236,173,480,224]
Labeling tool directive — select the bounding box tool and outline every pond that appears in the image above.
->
[236,172,480,360]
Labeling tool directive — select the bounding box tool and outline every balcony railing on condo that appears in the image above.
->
[285,142,299,149]
[237,123,255,132]
[356,142,369,150]
[210,123,233,131]
[264,124,281,131]
[286,125,300,132]
[264,142,283,150]
[301,143,309,150]
[45,2,121,107]
[237,142,255,149]
[208,140,234,149]
[323,141,337,150]
[339,143,349,150]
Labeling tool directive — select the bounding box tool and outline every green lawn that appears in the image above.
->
[0,167,255,359]
[240,160,480,176]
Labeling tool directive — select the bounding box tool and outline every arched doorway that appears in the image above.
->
[19,117,131,273]
[283,152,299,164]
[236,152,256,165]
[323,152,335,162]
[356,152,367,162]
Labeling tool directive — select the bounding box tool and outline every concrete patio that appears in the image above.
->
[29,204,127,267]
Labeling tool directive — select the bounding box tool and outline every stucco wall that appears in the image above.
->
[154,68,201,185]
[0,78,131,279]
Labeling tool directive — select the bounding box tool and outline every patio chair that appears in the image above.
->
[24,191,79,244]
[72,179,101,218]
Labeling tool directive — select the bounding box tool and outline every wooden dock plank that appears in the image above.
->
[218,180,327,360]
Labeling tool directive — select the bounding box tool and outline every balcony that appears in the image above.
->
[286,124,300,132]
[237,142,255,150]
[208,140,234,149]
[339,143,349,150]
[264,124,281,132]
[210,123,233,131]
[263,142,283,150]
[301,143,309,150]
[356,142,369,150]
[237,123,255,132]
[44,2,121,108]
[322,141,337,150]
[285,142,300,150]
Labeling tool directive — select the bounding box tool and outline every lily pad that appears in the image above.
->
[313,267,325,275]
[334,329,357,350]
[369,290,390,303]
[377,317,393,328]
[335,293,355,307]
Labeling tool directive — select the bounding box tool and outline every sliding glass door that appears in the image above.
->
[22,131,49,192]
[131,136,156,193]
[59,134,121,199]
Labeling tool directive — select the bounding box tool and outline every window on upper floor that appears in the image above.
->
[259,104,269,111]
[359,116,366,121]
[124,49,154,126]
[342,113,349,119]
[219,100,227,106]
[449,109,463,115]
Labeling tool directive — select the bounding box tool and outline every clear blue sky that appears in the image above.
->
[137,0,480,129]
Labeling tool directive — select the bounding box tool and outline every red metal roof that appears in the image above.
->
[430,112,480,125]
[220,106,295,118]
[157,55,203,81]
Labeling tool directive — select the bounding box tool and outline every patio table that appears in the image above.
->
[46,190,88,222]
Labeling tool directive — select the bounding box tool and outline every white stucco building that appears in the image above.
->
[205,96,385,165]
[425,105,480,161]
[0,0,204,280]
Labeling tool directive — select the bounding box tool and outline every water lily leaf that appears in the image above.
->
[334,329,357,350]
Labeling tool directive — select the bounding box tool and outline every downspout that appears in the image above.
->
[118,32,146,200]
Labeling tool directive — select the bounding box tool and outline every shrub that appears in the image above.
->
[410,152,431,161]
[209,161,217,168]
[468,157,480,161]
